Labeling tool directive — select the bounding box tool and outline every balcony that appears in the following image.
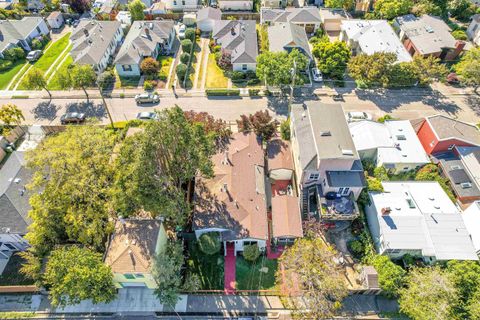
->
[319,191,360,220]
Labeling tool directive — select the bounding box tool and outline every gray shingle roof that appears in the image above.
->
[268,23,312,59]
[70,20,121,66]
[0,151,32,235]
[212,20,258,64]
[326,170,366,188]
[261,7,321,24]
[114,20,174,65]
[426,115,480,147]
[0,17,45,52]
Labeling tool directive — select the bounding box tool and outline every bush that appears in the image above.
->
[198,232,221,255]
[367,255,406,298]
[373,166,389,181]
[140,57,160,77]
[212,45,221,53]
[158,70,168,81]
[248,89,260,96]
[243,244,260,262]
[280,119,290,140]
[119,93,125,98]
[180,52,191,65]
[231,71,246,81]
[247,78,260,85]
[452,29,467,40]
[97,71,115,90]
[205,89,240,96]
[181,39,193,53]
[214,51,222,63]
[185,28,195,41]
[0,59,13,71]
[3,47,25,61]
[377,114,395,123]
[348,240,364,258]
[176,63,187,81]
[31,38,42,50]
[143,80,155,91]
[245,70,257,79]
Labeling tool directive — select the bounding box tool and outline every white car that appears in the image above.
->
[312,68,323,82]
[346,111,373,122]
[178,24,186,39]
[26,50,42,61]
[135,93,159,104]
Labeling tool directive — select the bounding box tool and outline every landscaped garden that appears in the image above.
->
[185,239,224,290]
[206,53,228,89]
[235,255,277,290]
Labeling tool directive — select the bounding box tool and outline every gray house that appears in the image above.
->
[260,7,321,33]
[268,23,312,61]
[0,17,50,58]
[115,21,175,77]
[290,102,365,220]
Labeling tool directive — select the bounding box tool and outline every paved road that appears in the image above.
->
[2,87,479,125]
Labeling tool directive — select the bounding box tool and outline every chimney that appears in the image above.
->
[230,27,236,35]
[381,207,391,215]
[452,40,465,59]
[83,28,89,37]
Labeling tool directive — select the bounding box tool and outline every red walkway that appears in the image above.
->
[224,242,236,294]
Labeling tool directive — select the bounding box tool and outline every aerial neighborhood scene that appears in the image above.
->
[1,0,480,317]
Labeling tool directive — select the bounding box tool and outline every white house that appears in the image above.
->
[197,7,222,32]
[462,201,480,256]
[115,11,132,28]
[114,20,175,77]
[366,181,479,263]
[70,20,123,73]
[340,19,412,62]
[46,11,64,29]
[349,120,430,173]
[212,20,258,72]
[162,0,201,11]
[467,14,480,46]
[0,17,49,58]
[218,0,253,11]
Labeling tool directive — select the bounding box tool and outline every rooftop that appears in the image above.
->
[212,20,258,64]
[267,138,294,171]
[197,7,222,22]
[261,7,321,24]
[0,17,45,52]
[268,23,312,59]
[462,201,480,253]
[426,115,480,147]
[271,195,302,238]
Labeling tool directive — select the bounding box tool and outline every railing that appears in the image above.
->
[319,192,360,220]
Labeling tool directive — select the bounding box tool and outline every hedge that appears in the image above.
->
[206,89,240,96]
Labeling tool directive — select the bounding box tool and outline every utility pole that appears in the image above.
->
[288,58,297,113]
[96,81,114,129]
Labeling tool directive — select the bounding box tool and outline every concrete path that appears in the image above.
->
[5,62,29,90]
[199,41,210,90]
[46,46,71,84]
[45,42,71,80]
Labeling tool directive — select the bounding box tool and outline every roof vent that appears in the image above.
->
[14,178,21,183]
[320,131,331,136]
[381,207,391,215]
[342,149,354,156]
[461,182,472,189]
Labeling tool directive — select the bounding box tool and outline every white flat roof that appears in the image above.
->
[369,181,478,261]
[462,201,480,253]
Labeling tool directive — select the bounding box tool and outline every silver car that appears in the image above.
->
[134,93,159,104]
[26,50,42,61]
[136,111,158,120]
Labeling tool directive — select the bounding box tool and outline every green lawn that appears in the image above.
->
[0,253,34,286]
[185,240,224,290]
[158,56,173,75]
[0,59,26,90]
[206,53,229,89]
[236,256,277,290]
[46,43,73,79]
[47,55,73,90]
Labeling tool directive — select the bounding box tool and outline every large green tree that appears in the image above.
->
[455,47,480,94]
[373,0,414,19]
[411,55,448,86]
[112,106,215,225]
[58,64,97,102]
[43,246,116,307]
[366,255,406,298]
[324,0,354,9]
[23,67,52,101]
[277,238,348,319]
[399,266,458,320]
[348,52,396,87]
[256,49,309,86]
[128,0,145,21]
[312,40,350,79]
[446,261,480,319]
[0,103,24,136]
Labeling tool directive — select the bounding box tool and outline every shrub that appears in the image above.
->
[0,59,13,71]
[31,38,42,50]
[180,52,191,65]
[367,255,406,298]
[119,93,125,98]
[205,89,240,96]
[198,232,221,255]
[176,63,187,81]
[213,45,221,53]
[143,80,155,91]
[377,114,395,123]
[248,88,260,96]
[140,57,160,77]
[231,71,245,81]
[97,70,115,90]
[214,51,222,63]
[185,28,195,41]
[452,29,467,40]
[158,70,168,81]
[243,244,260,262]
[280,118,290,140]
[3,47,25,61]
[247,78,260,85]
[181,39,193,53]
[348,240,364,258]
[373,166,389,181]
[245,70,257,79]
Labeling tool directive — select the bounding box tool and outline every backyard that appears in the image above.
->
[206,53,229,89]
[235,256,277,290]
[185,239,224,290]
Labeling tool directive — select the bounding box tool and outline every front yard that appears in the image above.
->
[47,55,73,90]
[185,240,224,290]
[0,59,26,90]
[236,256,277,290]
[206,53,229,89]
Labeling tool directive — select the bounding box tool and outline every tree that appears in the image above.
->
[455,47,480,94]
[447,0,475,20]
[452,29,468,40]
[112,106,215,225]
[399,266,458,320]
[71,65,97,102]
[152,240,184,307]
[366,176,383,192]
[277,238,348,319]
[468,288,480,320]
[446,261,480,318]
[140,57,160,77]
[180,52,191,65]
[64,0,90,12]
[198,232,221,255]
[411,0,443,16]
[411,55,448,86]
[128,0,145,21]
[183,110,232,142]
[280,119,290,140]
[256,49,309,86]
[366,255,406,298]
[348,52,396,87]
[176,63,187,81]
[237,110,278,141]
[385,62,418,88]
[23,67,52,101]
[243,244,260,262]
[312,40,350,79]
[0,103,24,136]
[181,39,193,53]
[25,126,116,257]
[373,0,414,19]
[97,70,115,90]
[44,246,115,307]
[185,28,195,41]
[325,0,354,9]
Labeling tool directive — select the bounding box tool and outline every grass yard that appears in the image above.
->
[206,54,229,89]
[47,55,73,90]
[0,253,34,286]
[0,59,26,90]
[185,240,224,290]
[119,75,141,88]
[236,256,277,290]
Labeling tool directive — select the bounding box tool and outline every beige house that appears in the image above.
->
[105,218,168,288]
[319,8,349,36]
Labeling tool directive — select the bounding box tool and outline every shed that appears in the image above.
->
[46,11,64,29]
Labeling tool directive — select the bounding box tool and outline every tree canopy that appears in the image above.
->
[277,237,348,319]
[0,103,24,136]
[366,255,406,298]
[455,47,480,93]
[237,110,278,142]
[256,49,309,86]
[312,39,350,79]
[324,0,354,9]
[373,0,414,19]
[23,67,52,100]
[128,0,145,21]
[58,64,97,102]
[43,246,116,307]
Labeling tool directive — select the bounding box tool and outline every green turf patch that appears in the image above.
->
[235,256,277,290]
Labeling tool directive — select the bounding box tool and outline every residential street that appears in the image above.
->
[2,85,479,125]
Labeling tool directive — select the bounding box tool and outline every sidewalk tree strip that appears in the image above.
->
[46,44,73,81]
[235,256,277,290]
[0,59,26,90]
[206,54,228,89]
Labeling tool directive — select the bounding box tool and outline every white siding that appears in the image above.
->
[164,0,200,11]
[219,0,253,10]
[232,62,256,71]
[234,238,266,253]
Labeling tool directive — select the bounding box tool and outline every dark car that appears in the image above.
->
[60,112,86,124]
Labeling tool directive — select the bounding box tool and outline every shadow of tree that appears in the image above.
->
[465,95,480,116]
[65,101,107,119]
[31,101,60,121]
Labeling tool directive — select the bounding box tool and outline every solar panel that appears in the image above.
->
[449,169,471,184]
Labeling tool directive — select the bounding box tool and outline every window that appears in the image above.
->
[124,273,135,279]
[4,243,16,250]
[342,187,350,195]
[448,144,455,150]
[242,64,247,71]
[122,65,132,71]
[338,187,344,194]
[173,0,177,4]
[387,249,401,254]
[309,173,319,180]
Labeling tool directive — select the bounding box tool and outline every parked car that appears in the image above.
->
[178,23,186,39]
[346,111,372,122]
[72,19,80,28]
[312,68,323,82]
[60,112,86,124]
[136,112,158,120]
[135,93,160,104]
[26,50,42,61]
[332,94,344,102]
